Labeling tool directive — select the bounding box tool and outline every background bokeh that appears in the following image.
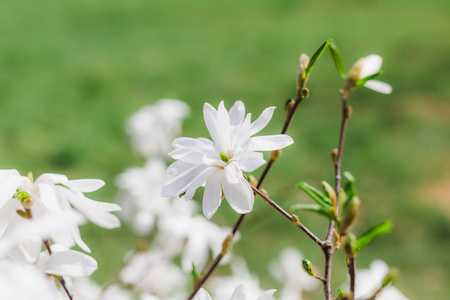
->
[0,0,449,299]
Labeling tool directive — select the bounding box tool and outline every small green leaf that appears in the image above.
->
[329,40,346,79]
[304,40,332,78]
[338,288,345,296]
[355,220,392,252]
[343,171,358,197]
[290,204,337,221]
[355,70,383,87]
[191,264,198,281]
[296,182,333,210]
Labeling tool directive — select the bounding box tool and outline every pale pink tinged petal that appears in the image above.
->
[0,175,25,209]
[224,162,243,185]
[167,160,196,176]
[203,102,221,146]
[230,284,247,300]
[222,176,254,214]
[364,80,392,94]
[237,151,266,172]
[228,100,246,128]
[216,101,232,151]
[257,289,277,300]
[248,106,276,136]
[71,225,91,253]
[64,179,105,193]
[202,171,223,219]
[44,250,98,277]
[161,165,209,197]
[38,184,62,212]
[248,134,294,151]
[360,54,383,78]
[184,167,218,200]
[193,288,213,300]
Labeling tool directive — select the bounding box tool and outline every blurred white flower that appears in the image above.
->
[195,284,276,300]
[348,54,392,94]
[126,99,190,157]
[269,248,319,300]
[161,100,294,219]
[355,260,409,300]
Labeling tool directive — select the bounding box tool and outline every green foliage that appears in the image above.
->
[296,181,333,210]
[355,71,383,87]
[343,171,358,198]
[355,220,392,252]
[290,203,338,222]
[304,40,332,79]
[328,40,346,79]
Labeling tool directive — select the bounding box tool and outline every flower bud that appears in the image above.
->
[297,54,310,89]
[292,214,301,227]
[270,149,282,161]
[346,105,353,119]
[247,174,258,188]
[342,233,357,257]
[339,196,361,236]
[331,148,339,164]
[302,259,318,278]
[322,181,337,214]
[22,197,34,209]
[221,233,234,256]
[345,57,364,91]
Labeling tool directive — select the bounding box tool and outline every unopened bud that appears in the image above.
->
[339,196,361,236]
[260,188,269,198]
[345,57,364,91]
[302,259,318,278]
[221,233,234,256]
[292,214,301,227]
[247,175,258,187]
[346,105,353,119]
[322,181,337,214]
[331,148,339,164]
[297,54,310,89]
[270,149,282,161]
[22,197,34,209]
[381,268,400,287]
[300,87,309,99]
[342,233,357,257]
[333,228,341,248]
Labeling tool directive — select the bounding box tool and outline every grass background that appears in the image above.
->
[0,0,449,299]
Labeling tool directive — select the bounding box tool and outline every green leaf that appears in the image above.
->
[355,220,392,252]
[296,182,333,210]
[343,171,358,197]
[355,70,383,87]
[191,264,198,281]
[290,204,337,221]
[304,39,332,78]
[328,40,346,79]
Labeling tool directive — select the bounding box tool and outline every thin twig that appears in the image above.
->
[347,256,356,300]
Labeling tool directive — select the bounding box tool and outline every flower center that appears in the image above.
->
[220,152,230,164]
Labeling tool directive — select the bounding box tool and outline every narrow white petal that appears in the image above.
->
[224,162,242,185]
[64,179,105,193]
[360,54,382,78]
[44,250,98,277]
[364,80,392,94]
[193,289,213,300]
[230,284,247,300]
[248,134,294,152]
[0,175,25,209]
[202,170,223,219]
[161,165,208,198]
[216,101,231,151]
[71,225,91,253]
[38,184,62,212]
[172,137,213,151]
[257,289,277,300]
[237,151,266,172]
[228,100,246,128]
[182,233,209,271]
[184,167,218,200]
[203,102,221,147]
[167,160,196,176]
[37,173,69,184]
[222,176,254,214]
[248,106,276,136]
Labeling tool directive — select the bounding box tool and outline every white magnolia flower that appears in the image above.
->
[269,248,319,300]
[161,101,294,218]
[355,260,409,300]
[126,99,190,157]
[347,54,392,94]
[195,284,276,300]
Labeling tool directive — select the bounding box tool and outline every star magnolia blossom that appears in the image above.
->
[194,285,276,300]
[349,54,392,94]
[161,101,294,218]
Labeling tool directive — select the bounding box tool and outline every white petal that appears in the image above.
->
[0,175,25,210]
[36,173,69,184]
[228,100,246,128]
[38,184,62,212]
[184,167,218,200]
[44,250,98,277]
[248,134,294,152]
[193,289,212,300]
[167,160,196,176]
[182,233,209,271]
[360,54,382,78]
[237,151,266,172]
[216,101,232,152]
[64,179,105,193]
[230,284,247,300]
[222,176,254,214]
[224,162,242,185]
[161,165,209,198]
[71,225,91,253]
[202,170,223,219]
[257,289,277,300]
[364,80,392,94]
[248,106,276,136]
[203,102,221,147]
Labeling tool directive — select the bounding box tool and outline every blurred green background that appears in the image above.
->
[1,0,449,299]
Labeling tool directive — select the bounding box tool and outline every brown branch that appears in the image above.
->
[347,255,356,300]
